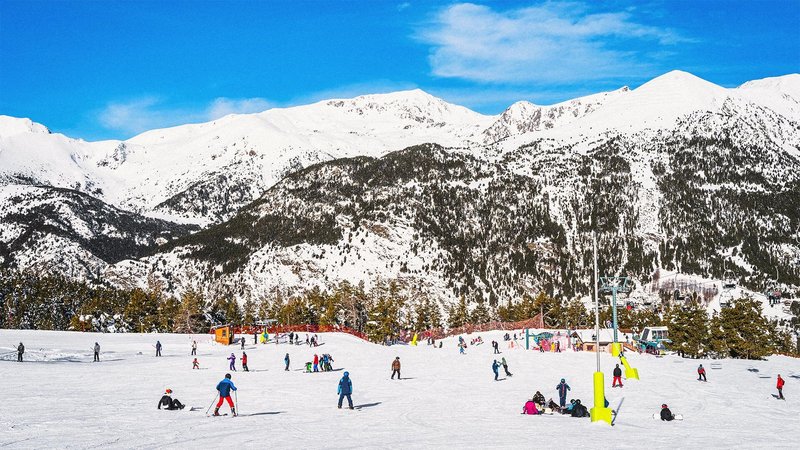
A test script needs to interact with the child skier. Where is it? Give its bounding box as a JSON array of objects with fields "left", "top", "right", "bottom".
[
  {"left": 285, "top": 353, "right": 290, "bottom": 371},
  {"left": 305, "top": 361, "right": 313, "bottom": 373},
  {"left": 337, "top": 371, "right": 354, "bottom": 409},
  {"left": 697, "top": 364, "right": 707, "bottom": 382},
  {"left": 214, "top": 374, "right": 237, "bottom": 416},
  {"left": 556, "top": 379, "right": 571, "bottom": 407},
  {"left": 492, "top": 360, "right": 500, "bottom": 381},
  {"left": 241, "top": 352, "right": 249, "bottom": 372},
  {"left": 193, "top": 358, "right": 200, "bottom": 369},
  {"left": 158, "top": 389, "right": 185, "bottom": 410},
  {"left": 228, "top": 353, "right": 236, "bottom": 371},
  {"left": 313, "top": 354, "right": 319, "bottom": 372},
  {"left": 777, "top": 374, "right": 785, "bottom": 399},
  {"left": 500, "top": 357, "right": 512, "bottom": 377},
  {"left": 613, "top": 364, "right": 623, "bottom": 387},
  {"left": 391, "top": 357, "right": 401, "bottom": 380}
]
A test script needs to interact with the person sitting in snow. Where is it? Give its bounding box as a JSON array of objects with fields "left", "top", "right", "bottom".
[
  {"left": 522, "top": 398, "right": 540, "bottom": 415},
  {"left": 660, "top": 404, "right": 675, "bottom": 421},
  {"left": 570, "top": 399, "right": 588, "bottom": 418},
  {"left": 532, "top": 391, "right": 546, "bottom": 408},
  {"left": 158, "top": 389, "right": 185, "bottom": 410}
]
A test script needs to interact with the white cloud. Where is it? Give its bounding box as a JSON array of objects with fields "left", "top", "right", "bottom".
[
  {"left": 97, "top": 96, "right": 272, "bottom": 137},
  {"left": 418, "top": 2, "right": 687, "bottom": 84}
]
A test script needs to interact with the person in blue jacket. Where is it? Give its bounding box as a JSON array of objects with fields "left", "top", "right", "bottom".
[
  {"left": 155, "top": 340, "right": 162, "bottom": 357},
  {"left": 556, "top": 378, "right": 571, "bottom": 408},
  {"left": 214, "top": 373, "right": 237, "bottom": 416},
  {"left": 284, "top": 353, "right": 290, "bottom": 371},
  {"left": 492, "top": 360, "right": 500, "bottom": 381},
  {"left": 338, "top": 371, "right": 354, "bottom": 409}
]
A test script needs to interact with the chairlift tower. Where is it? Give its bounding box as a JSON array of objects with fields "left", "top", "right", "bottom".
[{"left": 600, "top": 276, "right": 632, "bottom": 345}]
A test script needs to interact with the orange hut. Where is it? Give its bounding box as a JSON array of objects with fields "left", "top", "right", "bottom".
[{"left": 212, "top": 324, "right": 234, "bottom": 345}]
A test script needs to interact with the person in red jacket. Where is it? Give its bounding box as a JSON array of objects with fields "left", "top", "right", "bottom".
[
  {"left": 777, "top": 374, "right": 785, "bottom": 400},
  {"left": 697, "top": 364, "right": 707, "bottom": 382},
  {"left": 241, "top": 352, "right": 249, "bottom": 372},
  {"left": 313, "top": 354, "right": 320, "bottom": 372}
]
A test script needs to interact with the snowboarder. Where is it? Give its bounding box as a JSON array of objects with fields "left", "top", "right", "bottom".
[
  {"left": 777, "top": 374, "right": 785, "bottom": 400},
  {"left": 556, "top": 378, "right": 571, "bottom": 407},
  {"left": 612, "top": 364, "right": 623, "bottom": 387},
  {"left": 570, "top": 399, "right": 588, "bottom": 418},
  {"left": 492, "top": 360, "right": 500, "bottom": 381},
  {"left": 214, "top": 374, "right": 237, "bottom": 416},
  {"left": 289, "top": 332, "right": 294, "bottom": 344},
  {"left": 660, "top": 404, "right": 675, "bottom": 421},
  {"left": 158, "top": 389, "right": 185, "bottom": 410},
  {"left": 284, "top": 353, "right": 290, "bottom": 371},
  {"left": 313, "top": 354, "right": 319, "bottom": 372},
  {"left": 17, "top": 342, "right": 24, "bottom": 362},
  {"left": 492, "top": 340, "right": 500, "bottom": 354},
  {"left": 228, "top": 353, "right": 236, "bottom": 371},
  {"left": 241, "top": 352, "right": 249, "bottom": 372},
  {"left": 522, "top": 398, "right": 539, "bottom": 415},
  {"left": 191, "top": 340, "right": 197, "bottom": 356},
  {"left": 337, "top": 371, "right": 353, "bottom": 409},
  {"left": 697, "top": 364, "right": 707, "bottom": 382},
  {"left": 501, "top": 357, "right": 512, "bottom": 377},
  {"left": 193, "top": 358, "right": 200, "bottom": 369},
  {"left": 93, "top": 342, "right": 100, "bottom": 362},
  {"left": 155, "top": 340, "right": 162, "bottom": 357},
  {"left": 391, "top": 357, "right": 401, "bottom": 380}
]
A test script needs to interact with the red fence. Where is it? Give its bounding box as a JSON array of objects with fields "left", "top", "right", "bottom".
[
  {"left": 416, "top": 314, "right": 545, "bottom": 341},
  {"left": 228, "top": 324, "right": 370, "bottom": 342}
]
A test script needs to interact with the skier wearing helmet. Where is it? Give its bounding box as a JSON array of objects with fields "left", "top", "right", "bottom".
[
  {"left": 158, "top": 389, "right": 185, "bottom": 410},
  {"left": 660, "top": 404, "right": 674, "bottom": 421},
  {"left": 337, "top": 371, "right": 354, "bottom": 409}
]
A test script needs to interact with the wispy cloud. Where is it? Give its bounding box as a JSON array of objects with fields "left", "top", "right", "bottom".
[
  {"left": 97, "top": 96, "right": 272, "bottom": 137},
  {"left": 418, "top": 2, "right": 688, "bottom": 84}
]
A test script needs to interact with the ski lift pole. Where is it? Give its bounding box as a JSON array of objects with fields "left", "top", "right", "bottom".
[{"left": 590, "top": 230, "right": 612, "bottom": 425}]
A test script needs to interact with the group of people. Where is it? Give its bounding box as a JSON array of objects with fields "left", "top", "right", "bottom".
[
  {"left": 491, "top": 358, "right": 513, "bottom": 380},
  {"left": 306, "top": 353, "right": 334, "bottom": 372},
  {"left": 521, "top": 387, "right": 589, "bottom": 418},
  {"left": 227, "top": 352, "right": 249, "bottom": 371}
]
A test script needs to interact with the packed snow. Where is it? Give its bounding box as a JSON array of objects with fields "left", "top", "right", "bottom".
[{"left": 1, "top": 330, "right": 798, "bottom": 448}]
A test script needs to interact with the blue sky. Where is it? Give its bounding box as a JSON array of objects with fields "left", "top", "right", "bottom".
[{"left": 1, "top": 0, "right": 798, "bottom": 140}]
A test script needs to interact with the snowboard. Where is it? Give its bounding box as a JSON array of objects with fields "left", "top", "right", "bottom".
[{"left": 652, "top": 413, "right": 683, "bottom": 421}]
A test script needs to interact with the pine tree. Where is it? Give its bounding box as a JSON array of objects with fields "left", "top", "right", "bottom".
[
  {"left": 666, "top": 303, "right": 708, "bottom": 358},
  {"left": 708, "top": 298, "right": 774, "bottom": 359},
  {"left": 447, "top": 296, "right": 470, "bottom": 328},
  {"left": 175, "top": 289, "right": 207, "bottom": 333},
  {"left": 470, "top": 300, "right": 492, "bottom": 325}
]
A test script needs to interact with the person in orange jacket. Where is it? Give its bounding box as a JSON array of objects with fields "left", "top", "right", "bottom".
[{"left": 777, "top": 374, "right": 785, "bottom": 400}]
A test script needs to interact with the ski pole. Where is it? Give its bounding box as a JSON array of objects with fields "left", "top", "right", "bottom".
[
  {"left": 234, "top": 391, "right": 239, "bottom": 415},
  {"left": 206, "top": 394, "right": 218, "bottom": 415}
]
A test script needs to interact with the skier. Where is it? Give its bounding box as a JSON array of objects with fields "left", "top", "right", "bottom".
[
  {"left": 324, "top": 354, "right": 334, "bottom": 371},
  {"left": 697, "top": 364, "right": 707, "bottom": 382},
  {"left": 313, "top": 354, "right": 319, "bottom": 372},
  {"left": 556, "top": 378, "right": 571, "bottom": 407},
  {"left": 612, "top": 363, "right": 623, "bottom": 387},
  {"left": 305, "top": 334, "right": 310, "bottom": 346},
  {"left": 660, "top": 403, "right": 675, "bottom": 421},
  {"left": 337, "top": 371, "right": 354, "bottom": 409},
  {"left": 492, "top": 360, "right": 500, "bottom": 381},
  {"left": 289, "top": 332, "right": 294, "bottom": 345},
  {"left": 191, "top": 340, "right": 197, "bottom": 356},
  {"left": 241, "top": 337, "right": 245, "bottom": 350},
  {"left": 228, "top": 353, "right": 237, "bottom": 371},
  {"left": 158, "top": 389, "right": 185, "bottom": 410},
  {"left": 322, "top": 353, "right": 330, "bottom": 372},
  {"left": 241, "top": 352, "right": 249, "bottom": 372},
  {"left": 214, "top": 374, "right": 237, "bottom": 416},
  {"left": 500, "top": 357, "right": 512, "bottom": 377},
  {"left": 284, "top": 353, "right": 290, "bottom": 371},
  {"left": 17, "top": 342, "right": 24, "bottom": 362},
  {"left": 93, "top": 342, "right": 100, "bottom": 362},
  {"left": 155, "top": 340, "right": 162, "bottom": 357},
  {"left": 777, "top": 374, "right": 785, "bottom": 400},
  {"left": 391, "top": 357, "right": 401, "bottom": 380},
  {"left": 193, "top": 358, "right": 200, "bottom": 369},
  {"left": 493, "top": 340, "right": 500, "bottom": 354}
]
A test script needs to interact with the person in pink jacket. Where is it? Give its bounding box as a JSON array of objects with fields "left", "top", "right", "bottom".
[{"left": 522, "top": 398, "right": 540, "bottom": 415}]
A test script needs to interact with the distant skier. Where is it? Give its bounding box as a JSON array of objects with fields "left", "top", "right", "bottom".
[
  {"left": 313, "top": 354, "right": 319, "bottom": 372},
  {"left": 285, "top": 353, "right": 290, "bottom": 371},
  {"left": 241, "top": 338, "right": 245, "bottom": 350},
  {"left": 777, "top": 374, "right": 785, "bottom": 400},
  {"left": 214, "top": 374, "right": 237, "bottom": 416},
  {"left": 193, "top": 358, "right": 200, "bottom": 369},
  {"left": 17, "top": 342, "right": 24, "bottom": 362},
  {"left": 155, "top": 341, "right": 162, "bottom": 357},
  {"left": 228, "top": 353, "right": 236, "bottom": 371},
  {"left": 305, "top": 334, "right": 310, "bottom": 346},
  {"left": 492, "top": 341, "right": 500, "bottom": 354},
  {"left": 501, "top": 357, "right": 513, "bottom": 376},
  {"left": 337, "top": 371, "right": 354, "bottom": 409},
  {"left": 660, "top": 404, "right": 675, "bottom": 421},
  {"left": 391, "top": 357, "right": 401, "bottom": 380},
  {"left": 492, "top": 360, "right": 500, "bottom": 381},
  {"left": 459, "top": 344, "right": 465, "bottom": 355},
  {"left": 191, "top": 340, "right": 197, "bottom": 356},
  {"left": 289, "top": 332, "right": 295, "bottom": 344},
  {"left": 158, "top": 389, "right": 185, "bottom": 410},
  {"left": 612, "top": 364, "right": 623, "bottom": 387},
  {"left": 697, "top": 364, "right": 707, "bottom": 382},
  {"left": 556, "top": 379, "right": 571, "bottom": 407},
  {"left": 241, "top": 352, "right": 249, "bottom": 372},
  {"left": 93, "top": 342, "right": 100, "bottom": 362}
]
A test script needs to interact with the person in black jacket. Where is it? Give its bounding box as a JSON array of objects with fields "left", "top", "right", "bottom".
[
  {"left": 17, "top": 342, "right": 24, "bottom": 362},
  {"left": 532, "top": 391, "right": 546, "bottom": 407},
  {"left": 660, "top": 404, "right": 674, "bottom": 421},
  {"left": 570, "top": 399, "right": 588, "bottom": 417},
  {"left": 612, "top": 363, "right": 623, "bottom": 387},
  {"left": 158, "top": 389, "right": 185, "bottom": 410}
]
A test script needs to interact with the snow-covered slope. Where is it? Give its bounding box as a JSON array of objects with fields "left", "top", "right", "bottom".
[{"left": 1, "top": 329, "right": 798, "bottom": 448}]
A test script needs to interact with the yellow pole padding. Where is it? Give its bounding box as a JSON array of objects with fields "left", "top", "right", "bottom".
[
  {"left": 620, "top": 355, "right": 640, "bottom": 380},
  {"left": 590, "top": 371, "right": 613, "bottom": 425}
]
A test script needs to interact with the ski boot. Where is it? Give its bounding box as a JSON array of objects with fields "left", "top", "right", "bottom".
[
  {"left": 213, "top": 407, "right": 220, "bottom": 416},
  {"left": 231, "top": 408, "right": 237, "bottom": 417}
]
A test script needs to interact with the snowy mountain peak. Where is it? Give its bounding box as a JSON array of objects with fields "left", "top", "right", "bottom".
[
  {"left": 634, "top": 70, "right": 727, "bottom": 97},
  {"left": 0, "top": 116, "right": 51, "bottom": 138}
]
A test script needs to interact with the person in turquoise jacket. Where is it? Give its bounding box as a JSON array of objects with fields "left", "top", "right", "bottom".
[{"left": 337, "top": 371, "right": 353, "bottom": 409}]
